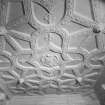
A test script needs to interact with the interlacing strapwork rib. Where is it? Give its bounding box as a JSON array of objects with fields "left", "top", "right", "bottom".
[{"left": 0, "top": 0, "right": 105, "bottom": 104}]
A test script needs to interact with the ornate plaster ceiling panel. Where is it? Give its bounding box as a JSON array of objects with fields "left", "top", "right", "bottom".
[{"left": 0, "top": 0, "right": 105, "bottom": 105}]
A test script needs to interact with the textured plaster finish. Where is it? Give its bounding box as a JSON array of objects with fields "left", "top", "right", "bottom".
[{"left": 0, "top": 0, "right": 105, "bottom": 105}]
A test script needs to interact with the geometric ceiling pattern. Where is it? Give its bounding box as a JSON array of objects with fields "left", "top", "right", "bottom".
[{"left": 0, "top": 0, "right": 105, "bottom": 105}]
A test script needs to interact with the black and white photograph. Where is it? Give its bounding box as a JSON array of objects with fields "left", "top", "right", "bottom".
[{"left": 0, "top": 0, "right": 105, "bottom": 105}]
